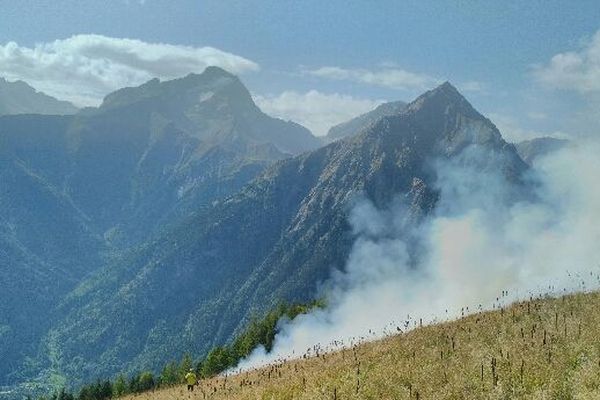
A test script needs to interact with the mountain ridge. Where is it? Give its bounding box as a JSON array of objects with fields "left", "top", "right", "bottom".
[
  {"left": 96, "top": 67, "right": 320, "bottom": 156},
  {"left": 0, "top": 78, "right": 78, "bottom": 116},
  {"left": 36, "top": 81, "right": 529, "bottom": 394},
  {"left": 325, "top": 99, "right": 407, "bottom": 143}
]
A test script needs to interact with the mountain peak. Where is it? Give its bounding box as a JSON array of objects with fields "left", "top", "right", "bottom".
[
  {"left": 96, "top": 68, "right": 319, "bottom": 155},
  {"left": 99, "top": 66, "right": 247, "bottom": 111},
  {"left": 355, "top": 81, "right": 515, "bottom": 160},
  {"left": 407, "top": 81, "right": 472, "bottom": 114},
  {"left": 201, "top": 66, "right": 236, "bottom": 79},
  {"left": 431, "top": 81, "right": 466, "bottom": 102},
  {"left": 175, "top": 66, "right": 237, "bottom": 87},
  {"left": 436, "top": 80, "right": 459, "bottom": 93}
]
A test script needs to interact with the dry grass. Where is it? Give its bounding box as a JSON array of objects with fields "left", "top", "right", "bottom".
[{"left": 126, "top": 291, "right": 600, "bottom": 399}]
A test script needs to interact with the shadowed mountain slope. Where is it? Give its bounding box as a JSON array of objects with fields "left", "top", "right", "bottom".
[
  {"left": 0, "top": 67, "right": 320, "bottom": 395},
  {"left": 45, "top": 82, "right": 528, "bottom": 388}
]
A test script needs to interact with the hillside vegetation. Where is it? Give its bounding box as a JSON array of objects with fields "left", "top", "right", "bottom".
[{"left": 127, "top": 291, "right": 600, "bottom": 399}]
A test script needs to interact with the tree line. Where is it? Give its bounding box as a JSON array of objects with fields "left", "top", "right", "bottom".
[{"left": 35, "top": 301, "right": 321, "bottom": 400}]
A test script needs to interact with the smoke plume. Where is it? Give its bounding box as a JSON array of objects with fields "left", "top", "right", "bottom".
[{"left": 236, "top": 138, "right": 600, "bottom": 370}]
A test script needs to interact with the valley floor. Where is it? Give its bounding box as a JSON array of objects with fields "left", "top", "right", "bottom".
[{"left": 126, "top": 291, "right": 600, "bottom": 399}]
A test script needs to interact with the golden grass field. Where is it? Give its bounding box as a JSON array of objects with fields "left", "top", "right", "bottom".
[{"left": 126, "top": 291, "right": 600, "bottom": 399}]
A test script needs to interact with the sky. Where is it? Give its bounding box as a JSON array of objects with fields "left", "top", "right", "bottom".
[{"left": 0, "top": 0, "right": 599, "bottom": 139}]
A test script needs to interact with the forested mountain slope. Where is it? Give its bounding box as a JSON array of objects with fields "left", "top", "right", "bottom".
[
  {"left": 0, "top": 67, "right": 320, "bottom": 397},
  {"left": 44, "top": 82, "right": 527, "bottom": 389}
]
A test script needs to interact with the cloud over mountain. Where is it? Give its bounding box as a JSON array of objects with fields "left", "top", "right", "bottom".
[
  {"left": 254, "top": 90, "right": 382, "bottom": 136},
  {"left": 0, "top": 34, "right": 259, "bottom": 106}
]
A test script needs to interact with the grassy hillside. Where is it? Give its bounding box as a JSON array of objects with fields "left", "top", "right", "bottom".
[{"left": 126, "top": 291, "right": 600, "bottom": 399}]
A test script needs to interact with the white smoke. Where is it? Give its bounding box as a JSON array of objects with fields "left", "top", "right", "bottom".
[{"left": 235, "top": 138, "right": 600, "bottom": 370}]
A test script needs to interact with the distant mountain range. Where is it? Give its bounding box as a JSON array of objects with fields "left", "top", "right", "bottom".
[
  {"left": 0, "top": 78, "right": 78, "bottom": 116},
  {"left": 515, "top": 136, "right": 569, "bottom": 165},
  {"left": 1, "top": 71, "right": 535, "bottom": 398}
]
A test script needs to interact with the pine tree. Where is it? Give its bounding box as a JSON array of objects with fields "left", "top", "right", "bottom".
[
  {"left": 201, "top": 346, "right": 233, "bottom": 377},
  {"left": 128, "top": 374, "right": 140, "bottom": 394},
  {"left": 138, "top": 371, "right": 155, "bottom": 391},
  {"left": 159, "top": 361, "right": 179, "bottom": 386},
  {"left": 100, "top": 379, "right": 112, "bottom": 399},
  {"left": 113, "top": 374, "right": 128, "bottom": 397},
  {"left": 57, "top": 388, "right": 74, "bottom": 400},
  {"left": 78, "top": 385, "right": 91, "bottom": 400}
]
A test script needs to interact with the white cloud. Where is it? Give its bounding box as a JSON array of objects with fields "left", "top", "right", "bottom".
[
  {"left": 305, "top": 66, "right": 439, "bottom": 91},
  {"left": 0, "top": 34, "right": 259, "bottom": 106},
  {"left": 534, "top": 30, "right": 600, "bottom": 92},
  {"left": 254, "top": 90, "right": 383, "bottom": 136}
]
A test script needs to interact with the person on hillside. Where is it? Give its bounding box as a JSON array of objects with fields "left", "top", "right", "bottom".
[{"left": 185, "top": 369, "right": 197, "bottom": 392}]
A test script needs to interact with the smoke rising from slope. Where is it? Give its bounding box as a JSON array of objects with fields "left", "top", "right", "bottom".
[{"left": 236, "top": 139, "right": 600, "bottom": 370}]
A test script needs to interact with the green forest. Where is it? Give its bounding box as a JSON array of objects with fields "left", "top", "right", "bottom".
[{"left": 35, "top": 302, "right": 320, "bottom": 400}]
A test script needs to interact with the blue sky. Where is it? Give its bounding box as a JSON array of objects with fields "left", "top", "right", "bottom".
[{"left": 1, "top": 0, "right": 599, "bottom": 139}]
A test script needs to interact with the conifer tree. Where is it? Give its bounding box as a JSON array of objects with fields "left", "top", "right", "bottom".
[
  {"left": 159, "top": 361, "right": 179, "bottom": 386},
  {"left": 138, "top": 371, "right": 155, "bottom": 391},
  {"left": 113, "top": 374, "right": 127, "bottom": 397}
]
